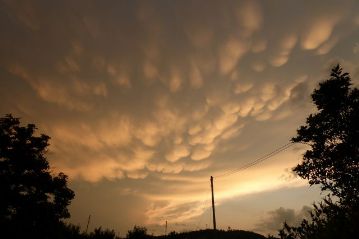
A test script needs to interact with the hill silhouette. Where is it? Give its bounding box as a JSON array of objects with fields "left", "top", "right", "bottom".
[{"left": 155, "top": 229, "right": 266, "bottom": 239}]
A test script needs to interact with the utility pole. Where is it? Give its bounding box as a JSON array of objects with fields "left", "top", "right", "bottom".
[
  {"left": 210, "top": 176, "right": 217, "bottom": 230},
  {"left": 85, "top": 214, "right": 91, "bottom": 233},
  {"left": 165, "top": 220, "right": 168, "bottom": 236}
]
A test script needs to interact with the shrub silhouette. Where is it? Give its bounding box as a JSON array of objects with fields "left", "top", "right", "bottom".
[
  {"left": 89, "top": 227, "right": 120, "bottom": 239},
  {"left": 127, "top": 225, "right": 149, "bottom": 239}
]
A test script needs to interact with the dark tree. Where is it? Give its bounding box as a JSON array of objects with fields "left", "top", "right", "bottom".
[
  {"left": 126, "top": 226, "right": 149, "bottom": 239},
  {"left": 88, "top": 227, "right": 120, "bottom": 239},
  {"left": 0, "top": 114, "right": 75, "bottom": 238},
  {"left": 279, "top": 65, "right": 359, "bottom": 239},
  {"left": 292, "top": 65, "right": 359, "bottom": 202},
  {"left": 279, "top": 197, "right": 359, "bottom": 239}
]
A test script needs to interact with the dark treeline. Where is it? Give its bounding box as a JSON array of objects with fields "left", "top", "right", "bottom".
[
  {"left": 56, "top": 226, "right": 267, "bottom": 239},
  {"left": 159, "top": 229, "right": 266, "bottom": 239}
]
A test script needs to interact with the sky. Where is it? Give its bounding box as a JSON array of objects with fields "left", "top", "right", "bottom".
[{"left": 1, "top": 0, "right": 359, "bottom": 236}]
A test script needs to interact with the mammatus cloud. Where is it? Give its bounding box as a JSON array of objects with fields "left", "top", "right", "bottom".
[
  {"left": 219, "top": 37, "right": 248, "bottom": 75},
  {"left": 301, "top": 17, "right": 339, "bottom": 50},
  {"left": 354, "top": 43, "right": 359, "bottom": 54},
  {"left": 1, "top": 0, "right": 358, "bottom": 234}
]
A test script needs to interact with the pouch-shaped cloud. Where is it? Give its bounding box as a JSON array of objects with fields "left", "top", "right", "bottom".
[
  {"left": 301, "top": 18, "right": 339, "bottom": 50},
  {"left": 143, "top": 61, "right": 159, "bottom": 81},
  {"left": 169, "top": 68, "right": 182, "bottom": 92},
  {"left": 189, "top": 62, "right": 204, "bottom": 89},
  {"left": 219, "top": 37, "right": 248, "bottom": 75},
  {"left": 252, "top": 39, "right": 267, "bottom": 53},
  {"left": 60, "top": 156, "right": 124, "bottom": 183},
  {"left": 191, "top": 144, "right": 214, "bottom": 161},
  {"left": 235, "top": 0, "right": 263, "bottom": 37},
  {"left": 270, "top": 34, "right": 297, "bottom": 67},
  {"left": 186, "top": 27, "right": 214, "bottom": 48},
  {"left": 9, "top": 65, "right": 96, "bottom": 111},
  {"left": 107, "top": 64, "right": 132, "bottom": 88},
  {"left": 234, "top": 82, "right": 253, "bottom": 94},
  {"left": 166, "top": 145, "right": 190, "bottom": 162}
]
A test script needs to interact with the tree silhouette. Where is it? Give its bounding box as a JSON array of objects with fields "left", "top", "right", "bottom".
[
  {"left": 279, "top": 65, "right": 359, "bottom": 238},
  {"left": 292, "top": 64, "right": 359, "bottom": 202},
  {"left": 0, "top": 114, "right": 75, "bottom": 238},
  {"left": 126, "top": 226, "right": 149, "bottom": 239},
  {"left": 89, "top": 227, "right": 120, "bottom": 239}
]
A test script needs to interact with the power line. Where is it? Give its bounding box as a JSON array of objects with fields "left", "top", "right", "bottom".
[
  {"left": 215, "top": 142, "right": 295, "bottom": 178},
  {"left": 216, "top": 142, "right": 294, "bottom": 178}
]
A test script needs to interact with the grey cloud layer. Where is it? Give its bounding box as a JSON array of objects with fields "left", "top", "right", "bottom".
[{"left": 256, "top": 206, "right": 312, "bottom": 235}]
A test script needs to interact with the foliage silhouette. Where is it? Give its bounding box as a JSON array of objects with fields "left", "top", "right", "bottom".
[
  {"left": 279, "top": 65, "right": 359, "bottom": 239},
  {"left": 291, "top": 64, "right": 359, "bottom": 202},
  {"left": 0, "top": 114, "right": 75, "bottom": 238},
  {"left": 279, "top": 197, "right": 359, "bottom": 239},
  {"left": 89, "top": 227, "right": 120, "bottom": 239},
  {"left": 127, "top": 225, "right": 149, "bottom": 239},
  {"left": 157, "top": 229, "right": 266, "bottom": 239}
]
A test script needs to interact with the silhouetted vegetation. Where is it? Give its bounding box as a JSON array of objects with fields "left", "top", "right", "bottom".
[
  {"left": 0, "top": 114, "right": 75, "bottom": 238},
  {"left": 278, "top": 65, "right": 359, "bottom": 238},
  {"left": 127, "top": 226, "right": 149, "bottom": 239},
  {"left": 160, "top": 229, "right": 266, "bottom": 239},
  {"left": 125, "top": 228, "right": 266, "bottom": 239},
  {"left": 89, "top": 227, "right": 120, "bottom": 239}
]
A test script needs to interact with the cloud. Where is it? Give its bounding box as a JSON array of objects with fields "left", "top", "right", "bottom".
[
  {"left": 61, "top": 156, "right": 124, "bottom": 183},
  {"left": 8, "top": 65, "right": 94, "bottom": 111},
  {"left": 270, "top": 34, "right": 297, "bottom": 67},
  {"left": 316, "top": 37, "right": 338, "bottom": 55},
  {"left": 145, "top": 201, "right": 209, "bottom": 225},
  {"left": 219, "top": 37, "right": 248, "bottom": 75},
  {"left": 168, "top": 68, "right": 182, "bottom": 92},
  {"left": 53, "top": 145, "right": 154, "bottom": 182},
  {"left": 50, "top": 114, "right": 133, "bottom": 150},
  {"left": 166, "top": 145, "right": 190, "bottom": 162},
  {"left": 252, "top": 62, "right": 266, "bottom": 72},
  {"left": 189, "top": 62, "right": 204, "bottom": 89},
  {"left": 185, "top": 27, "right": 214, "bottom": 49},
  {"left": 301, "top": 18, "right": 339, "bottom": 50},
  {"left": 191, "top": 144, "right": 214, "bottom": 161},
  {"left": 3, "top": 0, "right": 40, "bottom": 31},
  {"left": 107, "top": 64, "right": 132, "bottom": 88},
  {"left": 252, "top": 39, "right": 267, "bottom": 53},
  {"left": 234, "top": 82, "right": 253, "bottom": 94},
  {"left": 354, "top": 43, "right": 359, "bottom": 54},
  {"left": 256, "top": 206, "right": 312, "bottom": 235},
  {"left": 143, "top": 61, "right": 159, "bottom": 81},
  {"left": 235, "top": 0, "right": 263, "bottom": 37}
]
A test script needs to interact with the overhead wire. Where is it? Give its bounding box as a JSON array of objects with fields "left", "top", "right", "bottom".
[{"left": 215, "top": 141, "right": 295, "bottom": 178}]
